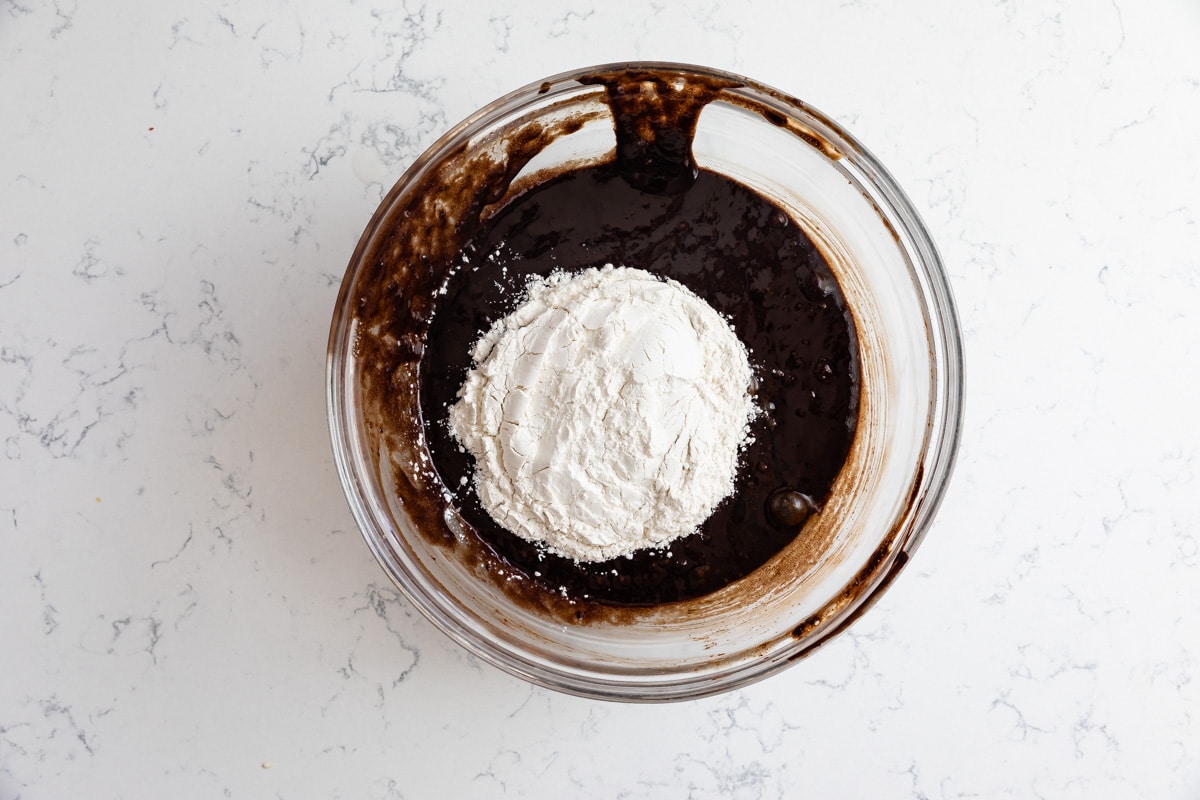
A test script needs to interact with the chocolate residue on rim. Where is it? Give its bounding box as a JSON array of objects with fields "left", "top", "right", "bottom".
[
  {"left": 578, "top": 68, "right": 739, "bottom": 194},
  {"left": 349, "top": 67, "right": 862, "bottom": 623}
]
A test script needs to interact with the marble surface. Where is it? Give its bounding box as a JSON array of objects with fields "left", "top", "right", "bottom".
[{"left": 3, "top": 0, "right": 1199, "bottom": 797}]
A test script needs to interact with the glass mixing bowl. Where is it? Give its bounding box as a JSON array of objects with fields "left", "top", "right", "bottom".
[{"left": 327, "top": 62, "right": 963, "bottom": 701}]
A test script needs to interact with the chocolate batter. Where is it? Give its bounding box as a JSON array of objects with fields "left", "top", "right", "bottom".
[
  {"left": 421, "top": 160, "right": 857, "bottom": 606},
  {"left": 356, "top": 68, "right": 860, "bottom": 610}
]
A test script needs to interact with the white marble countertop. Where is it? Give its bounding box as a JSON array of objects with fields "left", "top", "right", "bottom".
[{"left": 3, "top": 0, "right": 1199, "bottom": 797}]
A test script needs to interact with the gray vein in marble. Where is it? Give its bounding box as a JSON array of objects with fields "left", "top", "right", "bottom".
[
  {"left": 31, "top": 570, "right": 58, "bottom": 636},
  {"left": 898, "top": 761, "right": 932, "bottom": 800},
  {"left": 1072, "top": 704, "right": 1120, "bottom": 759},
  {"left": 675, "top": 750, "right": 774, "bottom": 800},
  {"left": 48, "top": 0, "right": 74, "bottom": 38},
  {"left": 168, "top": 18, "right": 198, "bottom": 49},
  {"left": 990, "top": 691, "right": 1051, "bottom": 742},
  {"left": 4, "top": 0, "right": 34, "bottom": 18},
  {"left": 41, "top": 696, "right": 94, "bottom": 759},
  {"left": 150, "top": 524, "right": 195, "bottom": 568},
  {"left": 548, "top": 9, "right": 594, "bottom": 38},
  {"left": 331, "top": 2, "right": 445, "bottom": 103},
  {"left": 215, "top": 12, "right": 238, "bottom": 37},
  {"left": 489, "top": 14, "right": 512, "bottom": 52},
  {"left": 302, "top": 115, "right": 353, "bottom": 181}
]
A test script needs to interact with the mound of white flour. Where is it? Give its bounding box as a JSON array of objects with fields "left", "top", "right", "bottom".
[{"left": 449, "top": 265, "right": 754, "bottom": 562}]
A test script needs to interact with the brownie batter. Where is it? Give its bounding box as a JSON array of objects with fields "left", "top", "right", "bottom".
[{"left": 420, "top": 157, "right": 858, "bottom": 606}]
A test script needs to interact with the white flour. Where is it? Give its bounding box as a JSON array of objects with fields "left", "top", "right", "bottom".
[{"left": 449, "top": 265, "right": 755, "bottom": 562}]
